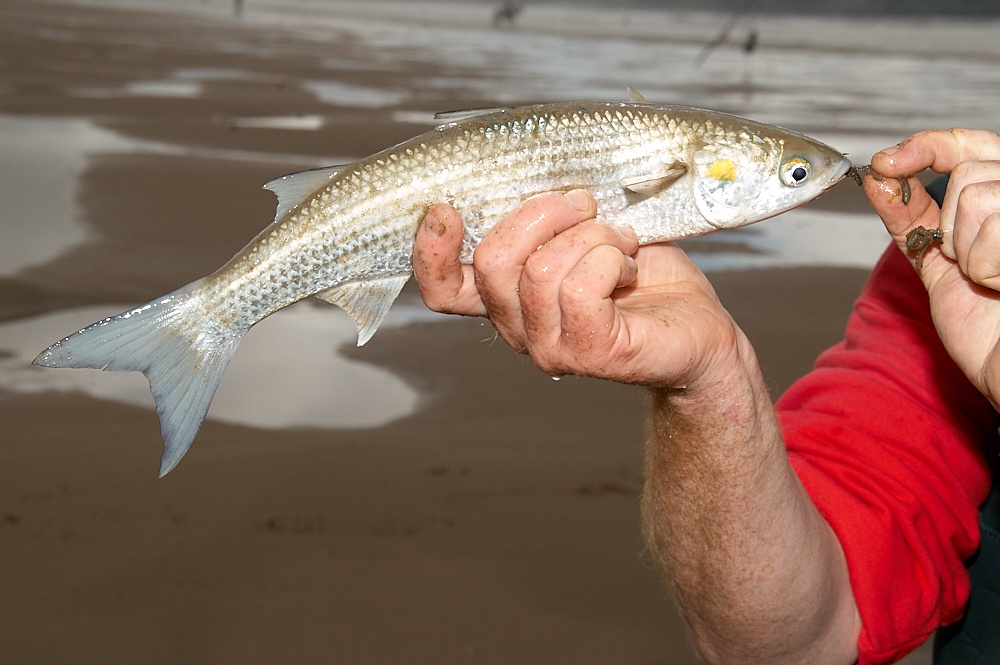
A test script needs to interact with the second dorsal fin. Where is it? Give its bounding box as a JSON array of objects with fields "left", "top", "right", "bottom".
[
  {"left": 626, "top": 87, "right": 648, "bottom": 103},
  {"left": 263, "top": 165, "right": 344, "bottom": 222}
]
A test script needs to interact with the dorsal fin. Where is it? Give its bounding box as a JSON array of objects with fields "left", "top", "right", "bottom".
[
  {"left": 621, "top": 163, "right": 688, "bottom": 197},
  {"left": 263, "top": 165, "right": 344, "bottom": 222},
  {"left": 626, "top": 87, "right": 648, "bottom": 103},
  {"left": 433, "top": 107, "right": 512, "bottom": 122}
]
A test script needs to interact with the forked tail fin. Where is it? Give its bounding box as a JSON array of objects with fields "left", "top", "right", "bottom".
[{"left": 33, "top": 283, "right": 244, "bottom": 477}]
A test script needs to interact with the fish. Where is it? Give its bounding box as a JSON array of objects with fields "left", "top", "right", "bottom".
[{"left": 34, "top": 97, "right": 852, "bottom": 476}]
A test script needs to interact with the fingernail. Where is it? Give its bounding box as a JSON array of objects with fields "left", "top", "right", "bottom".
[
  {"left": 620, "top": 256, "right": 639, "bottom": 287},
  {"left": 876, "top": 144, "right": 901, "bottom": 167},
  {"left": 564, "top": 189, "right": 594, "bottom": 213}
]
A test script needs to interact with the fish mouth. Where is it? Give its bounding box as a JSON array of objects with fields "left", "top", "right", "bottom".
[{"left": 833, "top": 154, "right": 854, "bottom": 183}]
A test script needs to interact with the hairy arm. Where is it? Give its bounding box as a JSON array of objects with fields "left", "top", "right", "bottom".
[
  {"left": 642, "top": 355, "right": 859, "bottom": 664},
  {"left": 414, "top": 190, "right": 860, "bottom": 664}
]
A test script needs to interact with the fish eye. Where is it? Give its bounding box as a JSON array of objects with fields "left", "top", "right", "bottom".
[{"left": 779, "top": 158, "right": 812, "bottom": 187}]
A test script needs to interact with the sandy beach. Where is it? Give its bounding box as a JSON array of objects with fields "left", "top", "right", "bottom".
[{"left": 5, "top": 0, "right": 1000, "bottom": 661}]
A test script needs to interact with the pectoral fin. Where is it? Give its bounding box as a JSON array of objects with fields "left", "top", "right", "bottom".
[
  {"left": 315, "top": 274, "right": 411, "bottom": 346},
  {"left": 621, "top": 163, "right": 687, "bottom": 197},
  {"left": 263, "top": 165, "right": 344, "bottom": 222}
]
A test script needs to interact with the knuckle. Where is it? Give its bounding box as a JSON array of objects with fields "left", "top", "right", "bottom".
[
  {"left": 967, "top": 257, "right": 1000, "bottom": 287},
  {"left": 558, "top": 277, "right": 591, "bottom": 307},
  {"left": 471, "top": 246, "right": 503, "bottom": 276},
  {"left": 952, "top": 159, "right": 977, "bottom": 181},
  {"left": 968, "top": 260, "right": 989, "bottom": 284},
  {"left": 521, "top": 252, "right": 559, "bottom": 287},
  {"left": 417, "top": 288, "right": 452, "bottom": 313},
  {"left": 957, "top": 181, "right": 987, "bottom": 215},
  {"left": 527, "top": 347, "right": 564, "bottom": 376},
  {"left": 489, "top": 315, "right": 527, "bottom": 350}
]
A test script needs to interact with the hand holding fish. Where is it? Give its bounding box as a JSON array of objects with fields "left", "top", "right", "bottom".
[
  {"left": 865, "top": 129, "right": 1000, "bottom": 408},
  {"left": 415, "top": 190, "right": 742, "bottom": 388},
  {"left": 415, "top": 190, "right": 862, "bottom": 664}
]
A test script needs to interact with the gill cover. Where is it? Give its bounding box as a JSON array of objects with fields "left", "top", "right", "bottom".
[{"left": 692, "top": 141, "right": 774, "bottom": 229}]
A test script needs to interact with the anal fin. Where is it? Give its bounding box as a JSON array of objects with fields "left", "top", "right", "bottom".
[{"left": 315, "top": 274, "right": 410, "bottom": 346}]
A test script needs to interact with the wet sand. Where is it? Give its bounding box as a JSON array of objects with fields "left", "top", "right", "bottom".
[{"left": 0, "top": 0, "right": 935, "bottom": 662}]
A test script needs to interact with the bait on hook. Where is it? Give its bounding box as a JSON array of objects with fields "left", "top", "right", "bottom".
[{"left": 848, "top": 164, "right": 911, "bottom": 204}]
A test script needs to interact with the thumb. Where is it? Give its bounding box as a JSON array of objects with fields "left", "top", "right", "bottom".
[
  {"left": 872, "top": 129, "right": 1000, "bottom": 178},
  {"left": 869, "top": 129, "right": 1000, "bottom": 264}
]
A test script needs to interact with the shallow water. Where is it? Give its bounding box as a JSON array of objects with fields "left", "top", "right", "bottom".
[{"left": 0, "top": 117, "right": 121, "bottom": 275}]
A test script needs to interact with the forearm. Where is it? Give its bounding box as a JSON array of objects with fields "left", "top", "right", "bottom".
[{"left": 640, "top": 333, "right": 860, "bottom": 664}]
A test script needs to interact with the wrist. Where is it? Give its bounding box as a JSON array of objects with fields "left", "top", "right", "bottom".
[{"left": 646, "top": 327, "right": 770, "bottom": 428}]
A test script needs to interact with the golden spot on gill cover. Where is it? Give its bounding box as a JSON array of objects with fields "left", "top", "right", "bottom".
[{"left": 707, "top": 159, "right": 737, "bottom": 182}]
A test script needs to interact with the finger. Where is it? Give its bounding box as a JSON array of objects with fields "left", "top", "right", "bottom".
[
  {"left": 559, "top": 243, "right": 637, "bottom": 345},
  {"left": 983, "top": 345, "right": 1000, "bottom": 413},
  {"left": 872, "top": 129, "right": 1000, "bottom": 178},
  {"left": 963, "top": 208, "right": 1000, "bottom": 293},
  {"left": 863, "top": 169, "right": 940, "bottom": 248},
  {"left": 518, "top": 221, "right": 639, "bottom": 348},
  {"left": 863, "top": 173, "right": 963, "bottom": 290},
  {"left": 472, "top": 189, "right": 598, "bottom": 343},
  {"left": 615, "top": 242, "right": 713, "bottom": 302},
  {"left": 524, "top": 244, "right": 638, "bottom": 378},
  {"left": 940, "top": 161, "right": 1000, "bottom": 260},
  {"left": 413, "top": 203, "right": 486, "bottom": 316}
]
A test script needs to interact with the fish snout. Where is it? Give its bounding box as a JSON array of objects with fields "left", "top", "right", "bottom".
[{"left": 831, "top": 154, "right": 854, "bottom": 185}]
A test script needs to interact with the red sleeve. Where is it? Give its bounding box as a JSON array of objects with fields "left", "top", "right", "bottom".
[{"left": 776, "top": 246, "right": 996, "bottom": 664}]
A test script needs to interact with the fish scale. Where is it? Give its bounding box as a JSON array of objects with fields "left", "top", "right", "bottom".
[{"left": 34, "top": 100, "right": 852, "bottom": 476}]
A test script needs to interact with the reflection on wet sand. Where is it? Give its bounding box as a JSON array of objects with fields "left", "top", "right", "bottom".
[
  {"left": 1, "top": 300, "right": 440, "bottom": 430},
  {"left": 0, "top": 117, "right": 121, "bottom": 275}
]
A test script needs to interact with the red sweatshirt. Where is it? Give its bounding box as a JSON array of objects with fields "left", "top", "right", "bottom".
[{"left": 776, "top": 246, "right": 997, "bottom": 664}]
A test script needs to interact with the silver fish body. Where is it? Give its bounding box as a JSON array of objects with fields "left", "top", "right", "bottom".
[{"left": 35, "top": 101, "right": 851, "bottom": 475}]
